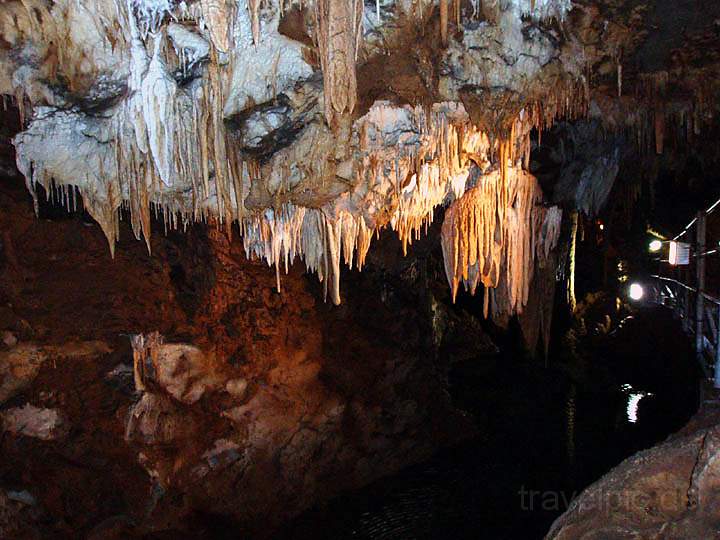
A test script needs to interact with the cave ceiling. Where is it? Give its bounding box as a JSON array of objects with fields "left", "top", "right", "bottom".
[{"left": 1, "top": 0, "right": 718, "bottom": 313}]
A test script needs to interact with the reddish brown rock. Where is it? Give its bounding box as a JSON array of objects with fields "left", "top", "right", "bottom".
[
  {"left": 0, "top": 175, "right": 473, "bottom": 538},
  {"left": 547, "top": 407, "right": 720, "bottom": 539}
]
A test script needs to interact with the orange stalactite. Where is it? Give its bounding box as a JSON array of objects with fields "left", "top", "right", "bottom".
[
  {"left": 440, "top": 0, "right": 449, "bottom": 46},
  {"left": 441, "top": 166, "right": 561, "bottom": 318}
]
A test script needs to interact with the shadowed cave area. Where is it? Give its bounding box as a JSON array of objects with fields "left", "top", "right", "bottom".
[{"left": 1, "top": 1, "right": 720, "bottom": 539}]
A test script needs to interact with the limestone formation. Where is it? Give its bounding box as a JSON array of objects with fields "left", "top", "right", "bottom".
[{"left": 1, "top": 0, "right": 586, "bottom": 317}]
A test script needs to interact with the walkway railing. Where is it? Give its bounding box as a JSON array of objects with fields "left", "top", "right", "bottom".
[
  {"left": 654, "top": 275, "right": 720, "bottom": 385},
  {"left": 653, "top": 196, "right": 720, "bottom": 389}
]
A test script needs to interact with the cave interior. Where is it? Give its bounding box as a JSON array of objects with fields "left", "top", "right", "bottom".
[{"left": 1, "top": 0, "right": 720, "bottom": 538}]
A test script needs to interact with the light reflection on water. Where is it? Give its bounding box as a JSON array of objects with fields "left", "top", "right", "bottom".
[{"left": 621, "top": 383, "right": 653, "bottom": 424}]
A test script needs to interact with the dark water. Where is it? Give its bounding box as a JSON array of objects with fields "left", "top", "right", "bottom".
[{"left": 278, "top": 307, "right": 699, "bottom": 540}]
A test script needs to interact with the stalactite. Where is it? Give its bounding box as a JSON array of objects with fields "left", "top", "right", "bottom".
[
  {"left": 129, "top": 0, "right": 174, "bottom": 37},
  {"left": 519, "top": 244, "right": 557, "bottom": 359},
  {"left": 353, "top": 102, "right": 494, "bottom": 260},
  {"left": 440, "top": 0, "right": 449, "bottom": 46},
  {"left": 248, "top": 0, "right": 261, "bottom": 46},
  {"left": 200, "top": 0, "right": 233, "bottom": 52},
  {"left": 14, "top": 88, "right": 26, "bottom": 128},
  {"left": 314, "top": 0, "right": 363, "bottom": 128},
  {"left": 566, "top": 210, "right": 578, "bottom": 313},
  {"left": 17, "top": 84, "right": 567, "bottom": 309},
  {"left": 538, "top": 206, "right": 562, "bottom": 260},
  {"left": 15, "top": 2, "right": 574, "bottom": 314},
  {"left": 240, "top": 204, "right": 369, "bottom": 305},
  {"left": 10, "top": 0, "right": 719, "bottom": 333},
  {"left": 654, "top": 108, "right": 665, "bottom": 155},
  {"left": 440, "top": 166, "right": 561, "bottom": 318},
  {"left": 142, "top": 34, "right": 177, "bottom": 186},
  {"left": 207, "top": 47, "right": 233, "bottom": 227}
]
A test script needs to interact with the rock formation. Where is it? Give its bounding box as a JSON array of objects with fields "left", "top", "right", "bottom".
[
  {"left": 0, "top": 183, "right": 477, "bottom": 536},
  {"left": 4, "top": 0, "right": 718, "bottom": 316},
  {"left": 547, "top": 408, "right": 720, "bottom": 540},
  {"left": 0, "top": 0, "right": 594, "bottom": 316}
]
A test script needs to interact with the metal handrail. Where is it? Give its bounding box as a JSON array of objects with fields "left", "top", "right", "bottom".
[
  {"left": 655, "top": 206, "right": 720, "bottom": 389},
  {"left": 674, "top": 217, "right": 698, "bottom": 240},
  {"left": 652, "top": 273, "right": 720, "bottom": 383},
  {"left": 652, "top": 275, "right": 696, "bottom": 292},
  {"left": 652, "top": 275, "right": 720, "bottom": 306}
]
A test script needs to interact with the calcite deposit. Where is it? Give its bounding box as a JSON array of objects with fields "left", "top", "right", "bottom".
[{"left": 1, "top": 0, "right": 590, "bottom": 317}]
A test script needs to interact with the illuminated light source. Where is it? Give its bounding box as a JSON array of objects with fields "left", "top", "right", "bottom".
[
  {"left": 669, "top": 241, "right": 690, "bottom": 265},
  {"left": 649, "top": 239, "right": 662, "bottom": 252},
  {"left": 626, "top": 393, "right": 643, "bottom": 423},
  {"left": 629, "top": 283, "right": 644, "bottom": 301},
  {"left": 599, "top": 223, "right": 605, "bottom": 231}
]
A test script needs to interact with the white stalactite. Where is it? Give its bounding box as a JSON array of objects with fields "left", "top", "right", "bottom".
[{"left": 142, "top": 36, "right": 177, "bottom": 187}]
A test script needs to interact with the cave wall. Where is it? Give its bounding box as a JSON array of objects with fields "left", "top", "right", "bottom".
[{"left": 0, "top": 175, "right": 476, "bottom": 537}]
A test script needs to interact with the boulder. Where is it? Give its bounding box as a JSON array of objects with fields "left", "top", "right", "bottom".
[
  {"left": 0, "top": 330, "right": 17, "bottom": 348},
  {"left": 153, "top": 344, "right": 220, "bottom": 404},
  {"left": 225, "top": 378, "right": 248, "bottom": 400},
  {"left": 0, "top": 340, "right": 112, "bottom": 404},
  {"left": 546, "top": 411, "right": 720, "bottom": 539},
  {"left": 132, "top": 336, "right": 222, "bottom": 404}
]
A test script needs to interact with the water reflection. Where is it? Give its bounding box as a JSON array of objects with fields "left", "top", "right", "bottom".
[{"left": 621, "top": 383, "right": 653, "bottom": 424}]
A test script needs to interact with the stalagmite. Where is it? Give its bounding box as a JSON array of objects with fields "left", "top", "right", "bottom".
[{"left": 130, "top": 332, "right": 164, "bottom": 393}]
